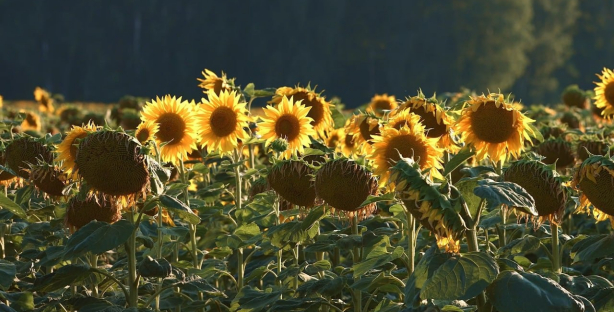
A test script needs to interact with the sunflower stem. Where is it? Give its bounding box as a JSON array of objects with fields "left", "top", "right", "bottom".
[
  {"left": 0, "top": 223, "right": 5, "bottom": 259},
  {"left": 551, "top": 222, "right": 561, "bottom": 273},
  {"left": 126, "top": 209, "right": 139, "bottom": 308},
  {"left": 89, "top": 253, "right": 99, "bottom": 298},
  {"left": 293, "top": 243, "right": 300, "bottom": 291},
  {"left": 352, "top": 214, "right": 362, "bottom": 312},
  {"left": 155, "top": 208, "right": 164, "bottom": 311},
  {"left": 233, "top": 149, "right": 245, "bottom": 289},
  {"left": 499, "top": 208, "right": 507, "bottom": 248},
  {"left": 406, "top": 210, "right": 416, "bottom": 275}
]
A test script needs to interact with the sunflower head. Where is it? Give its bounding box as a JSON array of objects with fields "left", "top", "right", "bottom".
[
  {"left": 135, "top": 120, "right": 158, "bottom": 144},
  {"left": 141, "top": 95, "right": 199, "bottom": 164},
  {"left": 197, "top": 69, "right": 232, "bottom": 96},
  {"left": 55, "top": 122, "right": 99, "bottom": 176},
  {"left": 560, "top": 110, "right": 582, "bottom": 130},
  {"left": 267, "top": 160, "right": 317, "bottom": 207},
  {"left": 391, "top": 157, "right": 466, "bottom": 253},
  {"left": 58, "top": 106, "right": 84, "bottom": 127},
  {"left": 325, "top": 128, "right": 343, "bottom": 150},
  {"left": 533, "top": 138, "right": 575, "bottom": 169},
  {"left": 65, "top": 195, "right": 122, "bottom": 232},
  {"left": 20, "top": 111, "right": 42, "bottom": 132},
  {"left": 370, "top": 113, "right": 444, "bottom": 186},
  {"left": 315, "top": 158, "right": 379, "bottom": 222},
  {"left": 270, "top": 85, "right": 334, "bottom": 138},
  {"left": 572, "top": 155, "right": 614, "bottom": 223},
  {"left": 120, "top": 108, "right": 142, "bottom": 130},
  {"left": 259, "top": 95, "right": 316, "bottom": 159},
  {"left": 75, "top": 130, "right": 149, "bottom": 199},
  {"left": 197, "top": 90, "right": 250, "bottom": 154},
  {"left": 340, "top": 127, "right": 357, "bottom": 158},
  {"left": 456, "top": 93, "right": 540, "bottom": 163},
  {"left": 539, "top": 124, "right": 567, "bottom": 141},
  {"left": 576, "top": 136, "right": 610, "bottom": 161},
  {"left": 29, "top": 163, "right": 69, "bottom": 198},
  {"left": 504, "top": 159, "right": 567, "bottom": 225},
  {"left": 118, "top": 95, "right": 145, "bottom": 111},
  {"left": 594, "top": 68, "right": 614, "bottom": 118},
  {"left": 34, "top": 87, "right": 54, "bottom": 113},
  {"left": 344, "top": 113, "right": 381, "bottom": 155},
  {"left": 366, "top": 94, "right": 397, "bottom": 117},
  {"left": 81, "top": 112, "right": 106, "bottom": 127},
  {"left": 5, "top": 135, "right": 54, "bottom": 179},
  {"left": 562, "top": 85, "right": 589, "bottom": 109}
]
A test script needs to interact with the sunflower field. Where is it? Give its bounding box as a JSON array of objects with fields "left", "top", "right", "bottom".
[{"left": 1, "top": 68, "right": 614, "bottom": 312}]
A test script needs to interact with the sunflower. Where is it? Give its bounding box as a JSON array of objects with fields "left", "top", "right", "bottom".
[
  {"left": 576, "top": 136, "right": 610, "bottom": 161},
  {"left": 34, "top": 87, "right": 54, "bottom": 113},
  {"left": 366, "top": 94, "right": 397, "bottom": 117},
  {"left": 5, "top": 136, "right": 54, "bottom": 179},
  {"left": 65, "top": 195, "right": 122, "bottom": 232},
  {"left": 326, "top": 128, "right": 343, "bottom": 151},
  {"left": 594, "top": 68, "right": 614, "bottom": 118},
  {"left": 534, "top": 139, "right": 575, "bottom": 169},
  {"left": 344, "top": 113, "right": 381, "bottom": 154},
  {"left": 197, "top": 69, "right": 232, "bottom": 95},
  {"left": 268, "top": 160, "right": 317, "bottom": 207},
  {"left": 562, "top": 85, "right": 589, "bottom": 109},
  {"left": 135, "top": 120, "right": 158, "bottom": 144},
  {"left": 315, "top": 158, "right": 379, "bottom": 222},
  {"left": 269, "top": 86, "right": 334, "bottom": 138},
  {"left": 391, "top": 157, "right": 466, "bottom": 252},
  {"left": 370, "top": 113, "right": 443, "bottom": 186},
  {"left": 504, "top": 159, "right": 567, "bottom": 225},
  {"left": 456, "top": 93, "right": 539, "bottom": 163},
  {"left": 141, "top": 95, "right": 199, "bottom": 164},
  {"left": 56, "top": 122, "right": 99, "bottom": 176},
  {"left": 572, "top": 155, "right": 614, "bottom": 224},
  {"left": 29, "top": 164, "right": 69, "bottom": 198},
  {"left": 391, "top": 100, "right": 458, "bottom": 152},
  {"left": 197, "top": 90, "right": 250, "bottom": 154},
  {"left": 20, "top": 111, "right": 42, "bottom": 132},
  {"left": 75, "top": 130, "right": 149, "bottom": 207},
  {"left": 259, "top": 96, "right": 315, "bottom": 159},
  {"left": 0, "top": 95, "right": 3, "bottom": 109}
]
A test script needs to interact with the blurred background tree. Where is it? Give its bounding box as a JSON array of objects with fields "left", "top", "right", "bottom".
[{"left": 2, "top": 0, "right": 610, "bottom": 108}]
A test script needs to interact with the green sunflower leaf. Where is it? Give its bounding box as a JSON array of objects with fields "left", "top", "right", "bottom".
[
  {"left": 0, "top": 193, "right": 27, "bottom": 219},
  {"left": 473, "top": 179, "right": 537, "bottom": 215}
]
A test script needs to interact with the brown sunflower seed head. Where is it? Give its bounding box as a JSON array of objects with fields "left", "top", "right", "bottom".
[
  {"left": 268, "top": 160, "right": 317, "bottom": 207},
  {"left": 75, "top": 130, "right": 149, "bottom": 196},
  {"left": 30, "top": 165, "right": 68, "bottom": 197},
  {"left": 5, "top": 136, "right": 54, "bottom": 179},
  {"left": 65, "top": 195, "right": 122, "bottom": 231}
]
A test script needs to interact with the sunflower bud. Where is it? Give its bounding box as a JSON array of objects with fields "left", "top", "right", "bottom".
[{"left": 271, "top": 138, "right": 289, "bottom": 154}]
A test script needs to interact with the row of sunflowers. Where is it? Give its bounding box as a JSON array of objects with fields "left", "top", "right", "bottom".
[{"left": 0, "top": 68, "right": 613, "bottom": 311}]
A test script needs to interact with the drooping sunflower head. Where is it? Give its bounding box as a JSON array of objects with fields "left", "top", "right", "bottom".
[
  {"left": 197, "top": 90, "right": 250, "bottom": 154},
  {"left": 539, "top": 124, "right": 567, "bottom": 141},
  {"left": 315, "top": 158, "right": 379, "bottom": 222},
  {"left": 576, "top": 135, "right": 610, "bottom": 161},
  {"left": 5, "top": 135, "right": 54, "bottom": 179},
  {"left": 120, "top": 108, "right": 142, "bottom": 130},
  {"left": 81, "top": 112, "right": 106, "bottom": 127},
  {"left": 75, "top": 130, "right": 149, "bottom": 203},
  {"left": 559, "top": 110, "right": 582, "bottom": 130},
  {"left": 504, "top": 159, "right": 567, "bottom": 225},
  {"left": 344, "top": 113, "right": 381, "bottom": 154},
  {"left": 325, "top": 128, "right": 343, "bottom": 151},
  {"left": 29, "top": 163, "right": 69, "bottom": 199},
  {"left": 456, "top": 93, "right": 539, "bottom": 163},
  {"left": 572, "top": 155, "right": 614, "bottom": 224},
  {"left": 55, "top": 122, "right": 99, "bottom": 176},
  {"left": 366, "top": 94, "right": 397, "bottom": 117},
  {"left": 395, "top": 94, "right": 458, "bottom": 152},
  {"left": 270, "top": 85, "right": 334, "bottom": 138},
  {"left": 197, "top": 69, "right": 232, "bottom": 96},
  {"left": 391, "top": 157, "right": 466, "bottom": 253},
  {"left": 259, "top": 95, "right": 316, "bottom": 159},
  {"left": 141, "top": 95, "right": 199, "bottom": 164},
  {"left": 267, "top": 160, "right": 317, "bottom": 208},
  {"left": 562, "top": 85, "right": 589, "bottom": 109},
  {"left": 58, "top": 105, "right": 84, "bottom": 127},
  {"left": 34, "top": 87, "right": 54, "bottom": 113},
  {"left": 370, "top": 113, "right": 444, "bottom": 186},
  {"left": 533, "top": 138, "right": 575, "bottom": 170},
  {"left": 0, "top": 150, "right": 17, "bottom": 187},
  {"left": 65, "top": 195, "right": 122, "bottom": 232},
  {"left": 594, "top": 68, "right": 614, "bottom": 118},
  {"left": 135, "top": 120, "right": 158, "bottom": 144},
  {"left": 20, "top": 111, "right": 42, "bottom": 132}
]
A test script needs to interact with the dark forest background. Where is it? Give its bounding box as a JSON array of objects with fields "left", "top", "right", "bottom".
[{"left": 1, "top": 0, "right": 613, "bottom": 108}]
